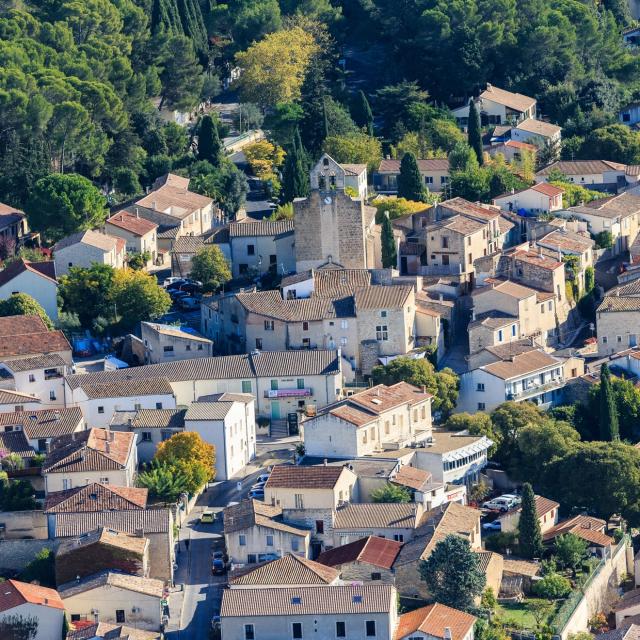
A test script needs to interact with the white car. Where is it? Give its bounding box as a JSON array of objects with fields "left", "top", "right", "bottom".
[
  {"left": 482, "top": 520, "right": 502, "bottom": 531},
  {"left": 163, "top": 277, "right": 184, "bottom": 288},
  {"left": 255, "top": 473, "right": 270, "bottom": 484},
  {"left": 482, "top": 497, "right": 517, "bottom": 512}
]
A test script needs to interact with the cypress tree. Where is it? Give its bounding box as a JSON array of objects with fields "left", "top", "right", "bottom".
[
  {"left": 352, "top": 90, "right": 374, "bottom": 136},
  {"left": 599, "top": 364, "right": 620, "bottom": 441},
  {"left": 300, "top": 56, "right": 328, "bottom": 156},
  {"left": 518, "top": 483, "right": 543, "bottom": 559},
  {"left": 381, "top": 214, "right": 397, "bottom": 268},
  {"left": 397, "top": 152, "right": 425, "bottom": 202},
  {"left": 282, "top": 128, "right": 309, "bottom": 202},
  {"left": 468, "top": 99, "right": 484, "bottom": 166},
  {"left": 198, "top": 115, "right": 222, "bottom": 167}
]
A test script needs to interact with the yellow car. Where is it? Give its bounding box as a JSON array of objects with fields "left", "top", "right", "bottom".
[{"left": 200, "top": 511, "right": 215, "bottom": 524}]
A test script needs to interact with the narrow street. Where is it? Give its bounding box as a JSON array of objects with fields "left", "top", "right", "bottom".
[{"left": 165, "top": 436, "right": 297, "bottom": 638}]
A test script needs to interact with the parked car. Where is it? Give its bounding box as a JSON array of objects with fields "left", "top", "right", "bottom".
[
  {"left": 248, "top": 488, "right": 265, "bottom": 500},
  {"left": 212, "top": 558, "right": 226, "bottom": 575},
  {"left": 170, "top": 289, "right": 190, "bottom": 301},
  {"left": 501, "top": 494, "right": 522, "bottom": 506},
  {"left": 482, "top": 496, "right": 518, "bottom": 512},
  {"left": 482, "top": 520, "right": 502, "bottom": 531},
  {"left": 176, "top": 282, "right": 201, "bottom": 295},
  {"left": 163, "top": 277, "right": 185, "bottom": 288},
  {"left": 200, "top": 511, "right": 215, "bottom": 524},
  {"left": 166, "top": 279, "right": 188, "bottom": 290},
  {"left": 255, "top": 473, "right": 270, "bottom": 484},
  {"left": 178, "top": 296, "right": 200, "bottom": 311}
]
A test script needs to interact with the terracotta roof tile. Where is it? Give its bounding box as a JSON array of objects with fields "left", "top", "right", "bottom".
[
  {"left": 107, "top": 211, "right": 157, "bottom": 236},
  {"left": 229, "top": 553, "right": 339, "bottom": 586},
  {"left": 394, "top": 602, "right": 476, "bottom": 640},
  {"left": 543, "top": 515, "right": 611, "bottom": 546},
  {"left": 334, "top": 503, "right": 420, "bottom": 530},
  {"left": 57, "top": 526, "right": 148, "bottom": 557},
  {"left": 265, "top": 465, "right": 350, "bottom": 489},
  {"left": 229, "top": 220, "right": 294, "bottom": 237},
  {"left": 58, "top": 571, "right": 163, "bottom": 599},
  {"left": 53, "top": 230, "right": 119, "bottom": 253},
  {"left": 0, "top": 314, "right": 47, "bottom": 336},
  {"left": 0, "top": 407, "right": 83, "bottom": 440},
  {"left": 223, "top": 499, "right": 311, "bottom": 537},
  {"left": 316, "top": 536, "right": 402, "bottom": 569},
  {"left": 515, "top": 118, "right": 561, "bottom": 137},
  {"left": 45, "top": 483, "right": 148, "bottom": 513},
  {"left": 53, "top": 509, "right": 170, "bottom": 537},
  {"left": 0, "top": 258, "right": 57, "bottom": 287},
  {"left": 482, "top": 349, "right": 561, "bottom": 380},
  {"left": 377, "top": 159, "right": 450, "bottom": 173},
  {"left": 392, "top": 466, "right": 433, "bottom": 492},
  {"left": 0, "top": 579, "right": 64, "bottom": 613}
]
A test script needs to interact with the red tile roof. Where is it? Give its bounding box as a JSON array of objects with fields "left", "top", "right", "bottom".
[
  {"left": 395, "top": 602, "right": 477, "bottom": 640},
  {"left": 0, "top": 314, "right": 47, "bottom": 336},
  {"left": 532, "top": 183, "right": 564, "bottom": 197},
  {"left": 543, "top": 515, "right": 612, "bottom": 546},
  {"left": 44, "top": 482, "right": 148, "bottom": 513},
  {"left": 107, "top": 211, "right": 157, "bottom": 236},
  {"left": 0, "top": 579, "right": 64, "bottom": 613},
  {"left": 316, "top": 536, "right": 403, "bottom": 570},
  {"left": 0, "top": 258, "right": 56, "bottom": 287},
  {"left": 0, "top": 315, "right": 71, "bottom": 359},
  {"left": 265, "top": 464, "right": 349, "bottom": 489}
]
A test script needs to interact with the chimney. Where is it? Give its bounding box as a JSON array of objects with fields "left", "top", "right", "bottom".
[
  {"left": 438, "top": 293, "right": 444, "bottom": 302},
  {"left": 323, "top": 459, "right": 328, "bottom": 466},
  {"left": 135, "top": 207, "right": 139, "bottom": 218},
  {"left": 54, "top": 411, "right": 60, "bottom": 421},
  {"left": 105, "top": 441, "right": 110, "bottom": 454},
  {"left": 444, "top": 628, "right": 453, "bottom": 640},
  {"left": 422, "top": 386, "right": 427, "bottom": 394}
]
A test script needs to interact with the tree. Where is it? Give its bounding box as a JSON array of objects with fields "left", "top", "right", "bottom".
[
  {"left": 0, "top": 615, "right": 39, "bottom": 640},
  {"left": 126, "top": 251, "right": 152, "bottom": 271},
  {"left": 198, "top": 115, "right": 222, "bottom": 167},
  {"left": 549, "top": 181, "right": 603, "bottom": 207},
  {"left": 449, "top": 142, "right": 479, "bottom": 173},
  {"left": 234, "top": 27, "right": 318, "bottom": 108},
  {"left": 156, "top": 431, "right": 215, "bottom": 481},
  {"left": 397, "top": 152, "right": 426, "bottom": 202},
  {"left": 19, "top": 548, "right": 55, "bottom": 587},
  {"left": 371, "top": 356, "right": 459, "bottom": 418},
  {"left": 0, "top": 294, "right": 53, "bottom": 330},
  {"left": 371, "top": 197, "right": 430, "bottom": 224},
  {"left": 532, "top": 573, "right": 572, "bottom": 599},
  {"left": 0, "top": 479, "right": 36, "bottom": 511},
  {"left": 490, "top": 401, "right": 545, "bottom": 467},
  {"left": 190, "top": 246, "right": 232, "bottom": 293},
  {"left": 580, "top": 125, "right": 640, "bottom": 165},
  {"left": 450, "top": 167, "right": 490, "bottom": 202},
  {"left": 467, "top": 100, "right": 484, "bottom": 166},
  {"left": 554, "top": 534, "right": 588, "bottom": 577},
  {"left": 59, "top": 264, "right": 116, "bottom": 328},
  {"left": 111, "top": 269, "right": 172, "bottom": 330},
  {"left": 159, "top": 36, "right": 203, "bottom": 111},
  {"left": 352, "top": 90, "right": 374, "bottom": 136},
  {"left": 381, "top": 214, "right": 397, "bottom": 269},
  {"left": 137, "top": 459, "right": 190, "bottom": 502},
  {"left": 419, "top": 534, "right": 486, "bottom": 611},
  {"left": 26, "top": 173, "right": 107, "bottom": 243},
  {"left": 527, "top": 599, "right": 555, "bottom": 629},
  {"left": 599, "top": 364, "right": 620, "bottom": 441},
  {"left": 585, "top": 266, "right": 595, "bottom": 293},
  {"left": 299, "top": 54, "right": 329, "bottom": 155},
  {"left": 518, "top": 483, "right": 543, "bottom": 559},
  {"left": 370, "top": 483, "right": 411, "bottom": 503},
  {"left": 323, "top": 132, "right": 382, "bottom": 174},
  {"left": 282, "top": 128, "right": 310, "bottom": 202},
  {"left": 190, "top": 160, "right": 248, "bottom": 217}
]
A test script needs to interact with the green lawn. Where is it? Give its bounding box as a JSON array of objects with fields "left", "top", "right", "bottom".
[{"left": 497, "top": 601, "right": 559, "bottom": 630}]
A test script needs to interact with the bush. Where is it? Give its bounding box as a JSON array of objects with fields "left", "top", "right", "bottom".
[
  {"left": 484, "top": 531, "right": 518, "bottom": 554},
  {"left": 532, "top": 573, "right": 572, "bottom": 599},
  {"left": 19, "top": 548, "right": 55, "bottom": 587}
]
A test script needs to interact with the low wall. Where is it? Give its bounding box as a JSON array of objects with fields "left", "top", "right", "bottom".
[
  {"left": 0, "top": 510, "right": 48, "bottom": 539},
  {"left": 0, "top": 539, "right": 59, "bottom": 572},
  {"left": 558, "top": 538, "right": 630, "bottom": 639}
]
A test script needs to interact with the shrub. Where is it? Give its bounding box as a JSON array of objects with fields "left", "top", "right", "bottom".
[
  {"left": 484, "top": 531, "right": 518, "bottom": 554},
  {"left": 532, "top": 573, "right": 572, "bottom": 599}
]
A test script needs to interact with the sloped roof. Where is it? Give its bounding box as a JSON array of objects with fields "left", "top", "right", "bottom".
[
  {"left": 58, "top": 571, "right": 163, "bottom": 599},
  {"left": 394, "top": 602, "right": 477, "bottom": 640},
  {"left": 377, "top": 158, "right": 450, "bottom": 173},
  {"left": 229, "top": 553, "right": 339, "bottom": 586},
  {"left": 0, "top": 314, "right": 47, "bottom": 336},
  {"left": 0, "top": 407, "right": 83, "bottom": 440},
  {"left": 482, "top": 349, "right": 561, "bottom": 380},
  {"left": 543, "top": 515, "right": 612, "bottom": 546},
  {"left": 79, "top": 377, "right": 174, "bottom": 399},
  {"left": 223, "top": 499, "right": 311, "bottom": 537},
  {"left": 53, "top": 230, "right": 119, "bottom": 253},
  {"left": 53, "top": 508, "right": 170, "bottom": 537},
  {"left": 67, "top": 622, "right": 161, "bottom": 640},
  {"left": 515, "top": 118, "right": 561, "bottom": 137},
  {"left": 57, "top": 526, "right": 148, "bottom": 557},
  {"left": 0, "top": 258, "right": 57, "bottom": 287},
  {"left": 392, "top": 466, "right": 433, "bottom": 492},
  {"left": 184, "top": 401, "right": 235, "bottom": 421},
  {"left": 0, "top": 579, "right": 64, "bottom": 613},
  {"left": 537, "top": 160, "right": 627, "bottom": 176},
  {"left": 3, "top": 353, "right": 68, "bottom": 372},
  {"left": 334, "top": 503, "right": 419, "bottom": 530},
  {"left": 45, "top": 483, "right": 148, "bottom": 513},
  {"left": 229, "top": 220, "right": 294, "bottom": 238},
  {"left": 480, "top": 85, "right": 535, "bottom": 112},
  {"left": 316, "top": 536, "right": 402, "bottom": 570},
  {"left": 0, "top": 430, "right": 35, "bottom": 458},
  {"left": 265, "top": 464, "right": 349, "bottom": 489},
  {"left": 0, "top": 390, "right": 41, "bottom": 406},
  {"left": 106, "top": 211, "right": 157, "bottom": 236},
  {"left": 136, "top": 174, "right": 212, "bottom": 218}
]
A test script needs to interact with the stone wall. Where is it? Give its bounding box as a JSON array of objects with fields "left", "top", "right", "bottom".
[
  {"left": 282, "top": 507, "right": 335, "bottom": 551},
  {"left": 0, "top": 510, "right": 48, "bottom": 539},
  {"left": 340, "top": 561, "right": 395, "bottom": 584},
  {"left": 0, "top": 539, "right": 59, "bottom": 572},
  {"left": 359, "top": 340, "right": 380, "bottom": 376}
]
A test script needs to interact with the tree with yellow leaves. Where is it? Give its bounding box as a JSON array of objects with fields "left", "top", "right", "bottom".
[
  {"left": 156, "top": 431, "right": 216, "bottom": 483},
  {"left": 244, "top": 140, "right": 286, "bottom": 196},
  {"left": 234, "top": 27, "right": 319, "bottom": 108}
]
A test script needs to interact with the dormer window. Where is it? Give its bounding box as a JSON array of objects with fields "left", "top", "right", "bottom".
[{"left": 323, "top": 158, "right": 329, "bottom": 167}]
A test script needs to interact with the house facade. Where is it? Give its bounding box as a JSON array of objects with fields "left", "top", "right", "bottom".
[
  {"left": 452, "top": 84, "right": 536, "bottom": 127},
  {"left": 373, "top": 158, "right": 450, "bottom": 194},
  {"left": 53, "top": 230, "right": 126, "bottom": 276},
  {"left": 105, "top": 211, "right": 158, "bottom": 268},
  {"left": 493, "top": 183, "right": 564, "bottom": 215},
  {"left": 0, "top": 259, "right": 58, "bottom": 321},
  {"left": 596, "top": 280, "right": 640, "bottom": 356},
  {"left": 141, "top": 321, "right": 213, "bottom": 364}
]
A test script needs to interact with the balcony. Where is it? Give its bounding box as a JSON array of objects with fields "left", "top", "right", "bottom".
[
  {"left": 507, "top": 378, "right": 564, "bottom": 401},
  {"left": 44, "top": 369, "right": 63, "bottom": 380},
  {"left": 264, "top": 388, "right": 313, "bottom": 398}
]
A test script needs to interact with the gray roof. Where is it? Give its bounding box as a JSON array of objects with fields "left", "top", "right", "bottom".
[
  {"left": 53, "top": 508, "right": 171, "bottom": 537},
  {"left": 229, "top": 220, "right": 294, "bottom": 238},
  {"left": 333, "top": 503, "right": 419, "bottom": 530},
  {"left": 58, "top": 570, "right": 163, "bottom": 599},
  {"left": 0, "top": 407, "right": 83, "bottom": 440},
  {"left": 220, "top": 584, "right": 394, "bottom": 617},
  {"left": 3, "top": 354, "right": 67, "bottom": 372},
  {"left": 66, "top": 351, "right": 341, "bottom": 391},
  {"left": 184, "top": 401, "right": 235, "bottom": 421},
  {"left": 80, "top": 377, "right": 174, "bottom": 399}
]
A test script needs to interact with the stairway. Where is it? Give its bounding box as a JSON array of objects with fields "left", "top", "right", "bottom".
[{"left": 269, "top": 420, "right": 290, "bottom": 438}]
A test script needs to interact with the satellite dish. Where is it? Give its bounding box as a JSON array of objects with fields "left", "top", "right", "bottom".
[{"left": 324, "top": 196, "right": 332, "bottom": 205}]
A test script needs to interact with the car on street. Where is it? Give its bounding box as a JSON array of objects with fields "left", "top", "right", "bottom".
[
  {"left": 482, "top": 496, "right": 519, "bottom": 512},
  {"left": 163, "top": 277, "right": 185, "bottom": 288},
  {"left": 501, "top": 493, "right": 522, "bottom": 505},
  {"left": 177, "top": 296, "right": 200, "bottom": 311},
  {"left": 255, "top": 473, "right": 270, "bottom": 484},
  {"left": 166, "top": 279, "right": 188, "bottom": 290},
  {"left": 251, "top": 479, "right": 267, "bottom": 490},
  {"left": 248, "top": 488, "right": 265, "bottom": 500},
  {"left": 482, "top": 520, "right": 502, "bottom": 531},
  {"left": 212, "top": 558, "right": 226, "bottom": 575},
  {"left": 200, "top": 511, "right": 215, "bottom": 524}
]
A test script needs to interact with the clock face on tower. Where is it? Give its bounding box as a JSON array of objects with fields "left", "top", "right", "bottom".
[{"left": 324, "top": 196, "right": 332, "bottom": 205}]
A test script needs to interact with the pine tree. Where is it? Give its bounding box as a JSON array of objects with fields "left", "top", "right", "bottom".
[
  {"left": 381, "top": 213, "right": 397, "bottom": 268},
  {"left": 518, "top": 483, "right": 543, "bottom": 559},
  {"left": 468, "top": 99, "right": 484, "bottom": 166},
  {"left": 198, "top": 115, "right": 222, "bottom": 167},
  {"left": 300, "top": 56, "right": 328, "bottom": 156},
  {"left": 282, "top": 128, "right": 309, "bottom": 203},
  {"left": 599, "top": 364, "right": 620, "bottom": 441},
  {"left": 352, "top": 90, "right": 374, "bottom": 136},
  {"left": 397, "top": 152, "right": 425, "bottom": 202}
]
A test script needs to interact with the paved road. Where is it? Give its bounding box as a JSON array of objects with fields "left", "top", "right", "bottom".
[{"left": 166, "top": 437, "right": 297, "bottom": 638}]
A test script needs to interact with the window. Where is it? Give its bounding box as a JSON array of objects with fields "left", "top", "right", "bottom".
[
  {"left": 366, "top": 621, "right": 376, "bottom": 637},
  {"left": 602, "top": 336, "right": 608, "bottom": 344},
  {"left": 141, "top": 432, "right": 152, "bottom": 442},
  {"left": 100, "top": 477, "right": 109, "bottom": 483},
  {"left": 478, "top": 402, "right": 486, "bottom": 410},
  {"left": 247, "top": 244, "right": 255, "bottom": 256},
  {"left": 541, "top": 304, "right": 545, "bottom": 314},
  {"left": 116, "top": 610, "right": 125, "bottom": 623},
  {"left": 239, "top": 534, "right": 246, "bottom": 546},
  {"left": 135, "top": 403, "right": 141, "bottom": 411},
  {"left": 295, "top": 494, "right": 304, "bottom": 509},
  {"left": 266, "top": 535, "right": 274, "bottom": 546},
  {"left": 548, "top": 301, "right": 552, "bottom": 311},
  {"left": 341, "top": 320, "right": 348, "bottom": 329},
  {"left": 425, "top": 176, "right": 433, "bottom": 184},
  {"left": 441, "top": 236, "right": 449, "bottom": 249},
  {"left": 49, "top": 390, "right": 56, "bottom": 401},
  {"left": 242, "top": 381, "right": 252, "bottom": 393},
  {"left": 156, "top": 402, "right": 163, "bottom": 410},
  {"left": 248, "top": 554, "right": 257, "bottom": 563},
  {"left": 617, "top": 335, "right": 623, "bottom": 343},
  {"left": 71, "top": 614, "right": 81, "bottom": 622},
  {"left": 497, "top": 330, "right": 503, "bottom": 342},
  {"left": 245, "top": 624, "right": 255, "bottom": 640},
  {"left": 264, "top": 320, "right": 275, "bottom": 331},
  {"left": 38, "top": 438, "right": 46, "bottom": 452},
  {"left": 477, "top": 383, "right": 485, "bottom": 392},
  {"left": 198, "top": 344, "right": 203, "bottom": 351},
  {"left": 336, "top": 621, "right": 346, "bottom": 638},
  {"left": 98, "top": 406, "right": 104, "bottom": 414},
  {"left": 63, "top": 479, "right": 72, "bottom": 490},
  {"left": 297, "top": 378, "right": 305, "bottom": 389},
  {"left": 302, "top": 322, "right": 309, "bottom": 331},
  {"left": 376, "top": 325, "right": 388, "bottom": 341},
  {"left": 380, "top": 310, "right": 387, "bottom": 318},
  {"left": 256, "top": 338, "right": 262, "bottom": 349},
  {"left": 340, "top": 337, "right": 347, "bottom": 346},
  {"left": 28, "top": 374, "right": 35, "bottom": 383},
  {"left": 271, "top": 379, "right": 278, "bottom": 390},
  {"left": 186, "top": 344, "right": 191, "bottom": 351},
  {"left": 441, "top": 176, "right": 448, "bottom": 184},
  {"left": 292, "top": 623, "right": 303, "bottom": 639},
  {"left": 512, "top": 325, "right": 516, "bottom": 337},
  {"left": 163, "top": 346, "right": 174, "bottom": 354},
  {"left": 316, "top": 520, "right": 324, "bottom": 534},
  {"left": 393, "top": 534, "right": 404, "bottom": 542},
  {"left": 291, "top": 537, "right": 299, "bottom": 551},
  {"left": 371, "top": 572, "right": 381, "bottom": 580}
]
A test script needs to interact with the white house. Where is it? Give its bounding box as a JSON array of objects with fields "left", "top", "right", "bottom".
[
  {"left": 42, "top": 427, "right": 137, "bottom": 493},
  {"left": 70, "top": 377, "right": 177, "bottom": 428},
  {"left": 0, "top": 259, "right": 58, "bottom": 321},
  {"left": 220, "top": 584, "right": 398, "bottom": 640},
  {"left": 141, "top": 321, "right": 213, "bottom": 364},
  {"left": 493, "top": 183, "right": 564, "bottom": 215},
  {"left": 457, "top": 348, "right": 570, "bottom": 413},
  {"left": 303, "top": 383, "right": 433, "bottom": 459},
  {"left": 0, "top": 389, "right": 42, "bottom": 413},
  {"left": 0, "top": 579, "right": 65, "bottom": 640},
  {"left": 620, "top": 101, "right": 640, "bottom": 127},
  {"left": 59, "top": 571, "right": 164, "bottom": 631},
  {"left": 0, "top": 354, "right": 71, "bottom": 407},
  {"left": 184, "top": 394, "right": 256, "bottom": 480},
  {"left": 511, "top": 118, "right": 562, "bottom": 146},
  {"left": 452, "top": 84, "right": 536, "bottom": 127},
  {"left": 105, "top": 211, "right": 158, "bottom": 268},
  {"left": 535, "top": 160, "right": 628, "bottom": 193},
  {"left": 53, "top": 230, "right": 126, "bottom": 276}
]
